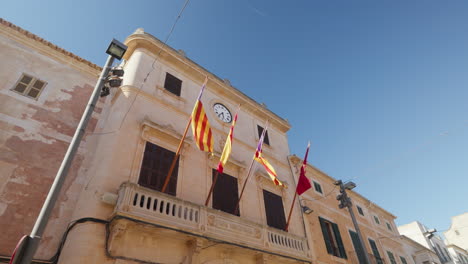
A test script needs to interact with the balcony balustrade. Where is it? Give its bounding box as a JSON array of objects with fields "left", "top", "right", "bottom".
[{"left": 114, "top": 182, "right": 310, "bottom": 260}]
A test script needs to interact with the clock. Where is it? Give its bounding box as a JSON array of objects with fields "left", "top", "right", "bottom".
[{"left": 213, "top": 103, "right": 232, "bottom": 123}]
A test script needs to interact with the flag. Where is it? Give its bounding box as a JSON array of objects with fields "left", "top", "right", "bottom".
[
  {"left": 296, "top": 142, "right": 312, "bottom": 195},
  {"left": 217, "top": 112, "right": 238, "bottom": 174},
  {"left": 254, "top": 125, "right": 284, "bottom": 186},
  {"left": 191, "top": 78, "right": 213, "bottom": 152}
]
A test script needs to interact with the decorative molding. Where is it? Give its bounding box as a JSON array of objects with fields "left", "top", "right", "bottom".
[
  {"left": 207, "top": 152, "right": 246, "bottom": 176},
  {"left": 141, "top": 119, "right": 192, "bottom": 150},
  {"left": 123, "top": 33, "right": 291, "bottom": 133}
]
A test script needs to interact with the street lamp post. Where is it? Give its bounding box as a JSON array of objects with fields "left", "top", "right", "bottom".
[
  {"left": 335, "top": 180, "right": 372, "bottom": 264},
  {"left": 15, "top": 39, "right": 127, "bottom": 264}
]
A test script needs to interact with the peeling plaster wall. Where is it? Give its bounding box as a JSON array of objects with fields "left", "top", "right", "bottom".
[{"left": 0, "top": 28, "right": 102, "bottom": 259}]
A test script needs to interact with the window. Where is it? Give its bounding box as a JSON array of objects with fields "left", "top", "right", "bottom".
[
  {"left": 164, "top": 73, "right": 182, "bottom": 96},
  {"left": 400, "top": 256, "right": 408, "bottom": 264},
  {"left": 387, "top": 251, "right": 397, "bottom": 264},
  {"left": 11, "top": 74, "right": 46, "bottom": 99},
  {"left": 313, "top": 181, "right": 323, "bottom": 194},
  {"left": 212, "top": 169, "right": 239, "bottom": 216},
  {"left": 434, "top": 246, "right": 445, "bottom": 263},
  {"left": 319, "top": 217, "right": 347, "bottom": 259},
  {"left": 138, "top": 142, "right": 179, "bottom": 196},
  {"left": 436, "top": 244, "right": 449, "bottom": 263},
  {"left": 373, "top": 215, "right": 380, "bottom": 224},
  {"left": 357, "top": 206, "right": 364, "bottom": 216},
  {"left": 263, "top": 190, "right": 286, "bottom": 230},
  {"left": 257, "top": 125, "right": 270, "bottom": 145},
  {"left": 368, "top": 239, "right": 383, "bottom": 264},
  {"left": 386, "top": 222, "right": 392, "bottom": 231},
  {"left": 349, "top": 230, "right": 366, "bottom": 264},
  {"left": 443, "top": 248, "right": 451, "bottom": 261}
]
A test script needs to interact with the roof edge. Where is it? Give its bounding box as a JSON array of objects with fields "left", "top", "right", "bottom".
[{"left": 0, "top": 18, "right": 101, "bottom": 73}]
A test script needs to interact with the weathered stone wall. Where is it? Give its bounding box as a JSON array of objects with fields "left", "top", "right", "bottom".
[{"left": 0, "top": 20, "right": 102, "bottom": 259}]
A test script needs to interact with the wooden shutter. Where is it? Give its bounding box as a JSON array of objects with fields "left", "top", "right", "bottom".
[
  {"left": 369, "top": 239, "right": 383, "bottom": 264},
  {"left": 319, "top": 217, "right": 334, "bottom": 255},
  {"left": 387, "top": 251, "right": 397, "bottom": 264},
  {"left": 400, "top": 256, "right": 408, "bottom": 264},
  {"left": 212, "top": 169, "right": 239, "bottom": 216},
  {"left": 262, "top": 190, "right": 286, "bottom": 230},
  {"left": 138, "top": 142, "right": 179, "bottom": 196},
  {"left": 257, "top": 125, "right": 270, "bottom": 145},
  {"left": 349, "top": 230, "right": 366, "bottom": 264},
  {"left": 332, "top": 223, "right": 347, "bottom": 259},
  {"left": 164, "top": 73, "right": 182, "bottom": 96}
]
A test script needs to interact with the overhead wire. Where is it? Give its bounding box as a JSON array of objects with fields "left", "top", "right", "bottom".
[{"left": 87, "top": 0, "right": 191, "bottom": 136}]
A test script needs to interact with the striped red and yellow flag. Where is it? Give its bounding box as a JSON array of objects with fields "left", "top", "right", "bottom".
[
  {"left": 255, "top": 152, "right": 283, "bottom": 186},
  {"left": 217, "top": 112, "right": 238, "bottom": 174},
  {"left": 191, "top": 100, "right": 213, "bottom": 152},
  {"left": 254, "top": 125, "right": 284, "bottom": 186}
]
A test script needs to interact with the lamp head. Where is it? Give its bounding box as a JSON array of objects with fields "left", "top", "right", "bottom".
[
  {"left": 344, "top": 181, "right": 356, "bottom": 190},
  {"left": 106, "top": 39, "right": 127, "bottom": 60}
]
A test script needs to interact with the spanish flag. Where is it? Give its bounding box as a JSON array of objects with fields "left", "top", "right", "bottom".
[
  {"left": 254, "top": 125, "right": 283, "bottom": 186},
  {"left": 217, "top": 112, "right": 238, "bottom": 174},
  {"left": 191, "top": 78, "right": 213, "bottom": 152}
]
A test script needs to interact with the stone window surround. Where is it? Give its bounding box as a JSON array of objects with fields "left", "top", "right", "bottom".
[{"left": 10, "top": 73, "right": 47, "bottom": 100}]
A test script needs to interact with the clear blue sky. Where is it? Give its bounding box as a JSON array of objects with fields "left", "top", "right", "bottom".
[{"left": 2, "top": 0, "right": 468, "bottom": 234}]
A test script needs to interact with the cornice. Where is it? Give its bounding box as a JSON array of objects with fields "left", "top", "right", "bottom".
[
  {"left": 0, "top": 18, "right": 101, "bottom": 77},
  {"left": 123, "top": 31, "right": 291, "bottom": 134}
]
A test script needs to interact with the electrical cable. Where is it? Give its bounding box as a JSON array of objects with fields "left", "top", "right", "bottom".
[{"left": 87, "top": 0, "right": 191, "bottom": 137}]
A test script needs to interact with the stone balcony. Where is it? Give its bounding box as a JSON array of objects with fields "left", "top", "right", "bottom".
[{"left": 113, "top": 182, "right": 310, "bottom": 261}]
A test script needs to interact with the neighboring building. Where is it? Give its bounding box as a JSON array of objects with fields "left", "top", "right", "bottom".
[
  {"left": 446, "top": 244, "right": 468, "bottom": 264},
  {"left": 289, "top": 155, "right": 413, "bottom": 264},
  {"left": 445, "top": 213, "right": 468, "bottom": 251},
  {"left": 400, "top": 235, "right": 441, "bottom": 264},
  {"left": 0, "top": 18, "right": 102, "bottom": 262},
  {"left": 399, "top": 222, "right": 455, "bottom": 264}
]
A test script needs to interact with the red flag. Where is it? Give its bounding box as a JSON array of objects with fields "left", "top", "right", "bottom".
[{"left": 296, "top": 142, "right": 311, "bottom": 195}]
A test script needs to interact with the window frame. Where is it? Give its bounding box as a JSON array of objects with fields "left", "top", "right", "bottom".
[
  {"left": 262, "top": 189, "right": 287, "bottom": 230},
  {"left": 385, "top": 221, "right": 393, "bottom": 231},
  {"left": 373, "top": 215, "right": 380, "bottom": 225},
  {"left": 386, "top": 250, "right": 397, "bottom": 264},
  {"left": 163, "top": 72, "right": 182, "bottom": 97},
  {"left": 313, "top": 180, "right": 323, "bottom": 195},
  {"left": 257, "top": 125, "right": 270, "bottom": 146},
  {"left": 368, "top": 238, "right": 383, "bottom": 264},
  {"left": 356, "top": 205, "right": 365, "bottom": 216},
  {"left": 211, "top": 169, "right": 240, "bottom": 216},
  {"left": 399, "top": 256, "right": 408, "bottom": 264},
  {"left": 11, "top": 73, "right": 47, "bottom": 100},
  {"left": 138, "top": 141, "right": 179, "bottom": 196},
  {"left": 319, "top": 217, "right": 347, "bottom": 259}
]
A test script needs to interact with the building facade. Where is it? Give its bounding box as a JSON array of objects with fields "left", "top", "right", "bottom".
[
  {"left": 399, "top": 235, "right": 441, "bottom": 264},
  {"left": 289, "top": 155, "right": 416, "bottom": 264},
  {"left": 54, "top": 28, "right": 310, "bottom": 264},
  {"left": 0, "top": 18, "right": 102, "bottom": 262},
  {"left": 444, "top": 213, "right": 468, "bottom": 252},
  {"left": 399, "top": 222, "right": 455, "bottom": 264},
  {"left": 446, "top": 244, "right": 468, "bottom": 264}
]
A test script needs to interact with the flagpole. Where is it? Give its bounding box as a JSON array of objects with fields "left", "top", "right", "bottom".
[
  {"left": 205, "top": 170, "right": 219, "bottom": 206},
  {"left": 205, "top": 105, "right": 241, "bottom": 206},
  {"left": 161, "top": 116, "right": 192, "bottom": 193},
  {"left": 234, "top": 158, "right": 256, "bottom": 215},
  {"left": 284, "top": 191, "right": 298, "bottom": 232}
]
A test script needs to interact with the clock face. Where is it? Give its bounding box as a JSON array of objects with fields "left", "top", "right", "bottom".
[{"left": 213, "top": 103, "right": 232, "bottom": 123}]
